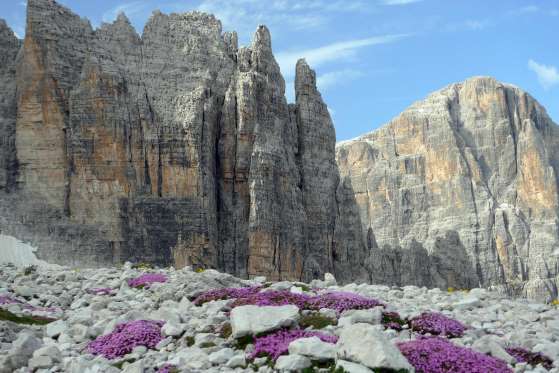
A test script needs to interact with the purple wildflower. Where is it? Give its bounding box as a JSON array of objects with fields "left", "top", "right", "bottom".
[
  {"left": 398, "top": 337, "right": 513, "bottom": 373},
  {"left": 157, "top": 364, "right": 177, "bottom": 373},
  {"left": 223, "top": 289, "right": 383, "bottom": 315},
  {"left": 86, "top": 287, "right": 115, "bottom": 296},
  {"left": 410, "top": 312, "right": 467, "bottom": 338},
  {"left": 127, "top": 273, "right": 167, "bottom": 289},
  {"left": 0, "top": 294, "right": 58, "bottom": 314},
  {"left": 505, "top": 347, "right": 553, "bottom": 370},
  {"left": 230, "top": 290, "right": 312, "bottom": 309},
  {"left": 0, "top": 294, "right": 27, "bottom": 307},
  {"left": 250, "top": 329, "right": 338, "bottom": 361},
  {"left": 307, "top": 291, "right": 385, "bottom": 315},
  {"left": 87, "top": 320, "right": 164, "bottom": 359},
  {"left": 193, "top": 286, "right": 262, "bottom": 305},
  {"left": 382, "top": 311, "right": 406, "bottom": 331}
]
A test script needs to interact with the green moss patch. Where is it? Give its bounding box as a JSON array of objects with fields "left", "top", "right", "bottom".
[
  {"left": 299, "top": 312, "right": 337, "bottom": 329},
  {"left": 0, "top": 308, "right": 55, "bottom": 325}
]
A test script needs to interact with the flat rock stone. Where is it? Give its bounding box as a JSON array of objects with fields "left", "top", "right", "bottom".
[
  {"left": 472, "top": 336, "right": 515, "bottom": 364},
  {"left": 33, "top": 345, "right": 61, "bottom": 362},
  {"left": 288, "top": 336, "right": 336, "bottom": 361},
  {"left": 230, "top": 305, "right": 300, "bottom": 338},
  {"left": 275, "top": 354, "right": 312, "bottom": 371},
  {"left": 162, "top": 321, "right": 184, "bottom": 337},
  {"left": 226, "top": 354, "right": 246, "bottom": 368},
  {"left": 337, "top": 323, "right": 414, "bottom": 372},
  {"left": 122, "top": 360, "right": 144, "bottom": 373},
  {"left": 28, "top": 355, "right": 53, "bottom": 370},
  {"left": 336, "top": 360, "right": 374, "bottom": 373},
  {"left": 209, "top": 348, "right": 235, "bottom": 364},
  {"left": 46, "top": 320, "right": 67, "bottom": 338},
  {"left": 338, "top": 308, "right": 383, "bottom": 327}
]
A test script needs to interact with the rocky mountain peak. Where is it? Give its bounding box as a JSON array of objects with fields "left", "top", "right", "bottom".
[
  {"left": 0, "top": 0, "right": 366, "bottom": 285},
  {"left": 295, "top": 59, "right": 318, "bottom": 98},
  {"left": 253, "top": 25, "right": 272, "bottom": 49},
  {"left": 337, "top": 76, "right": 559, "bottom": 300}
]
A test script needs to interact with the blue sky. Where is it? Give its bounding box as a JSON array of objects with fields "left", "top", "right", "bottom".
[{"left": 3, "top": 0, "right": 559, "bottom": 140}]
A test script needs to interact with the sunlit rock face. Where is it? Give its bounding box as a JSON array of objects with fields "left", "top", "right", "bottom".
[
  {"left": 2, "top": 1, "right": 558, "bottom": 300},
  {"left": 337, "top": 76, "right": 559, "bottom": 300},
  {"left": 0, "top": 0, "right": 367, "bottom": 283}
]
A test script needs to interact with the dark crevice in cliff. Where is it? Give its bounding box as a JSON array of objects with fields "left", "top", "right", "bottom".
[{"left": 447, "top": 93, "right": 485, "bottom": 285}]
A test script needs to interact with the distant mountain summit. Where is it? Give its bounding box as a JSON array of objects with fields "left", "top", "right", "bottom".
[{"left": 337, "top": 76, "right": 559, "bottom": 300}]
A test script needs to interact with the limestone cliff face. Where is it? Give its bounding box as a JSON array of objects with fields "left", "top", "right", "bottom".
[
  {"left": 336, "top": 77, "right": 559, "bottom": 300},
  {"left": 0, "top": 0, "right": 366, "bottom": 282},
  {"left": 0, "top": 20, "right": 20, "bottom": 192}
]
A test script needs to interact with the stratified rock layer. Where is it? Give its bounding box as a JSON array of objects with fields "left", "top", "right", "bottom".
[
  {"left": 336, "top": 77, "right": 559, "bottom": 300},
  {"left": 0, "top": 0, "right": 365, "bottom": 283},
  {"left": 0, "top": 20, "right": 20, "bottom": 191}
]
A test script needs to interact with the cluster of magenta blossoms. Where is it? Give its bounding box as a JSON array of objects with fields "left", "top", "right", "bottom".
[
  {"left": 306, "top": 291, "right": 385, "bottom": 315},
  {"left": 398, "top": 337, "right": 513, "bottom": 373},
  {"left": 409, "top": 311, "right": 467, "bottom": 338},
  {"left": 195, "top": 287, "right": 384, "bottom": 315},
  {"left": 86, "top": 287, "right": 115, "bottom": 296},
  {"left": 382, "top": 311, "right": 407, "bottom": 331},
  {"left": 87, "top": 320, "right": 164, "bottom": 359},
  {"left": 127, "top": 273, "right": 168, "bottom": 289},
  {"left": 250, "top": 329, "right": 338, "bottom": 361},
  {"left": 230, "top": 290, "right": 312, "bottom": 309},
  {"left": 505, "top": 347, "right": 553, "bottom": 370},
  {"left": 193, "top": 286, "right": 262, "bottom": 305},
  {"left": 157, "top": 363, "right": 178, "bottom": 373},
  {"left": 0, "top": 294, "right": 57, "bottom": 313},
  {"left": 0, "top": 294, "right": 32, "bottom": 309}
]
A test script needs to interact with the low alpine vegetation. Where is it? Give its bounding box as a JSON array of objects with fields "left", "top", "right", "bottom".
[
  {"left": 249, "top": 329, "right": 338, "bottom": 361},
  {"left": 87, "top": 320, "right": 165, "bottom": 359},
  {"left": 398, "top": 337, "right": 513, "bottom": 373},
  {"left": 505, "top": 347, "right": 553, "bottom": 370},
  {"left": 409, "top": 311, "right": 466, "bottom": 338},
  {"left": 127, "top": 273, "right": 168, "bottom": 289}
]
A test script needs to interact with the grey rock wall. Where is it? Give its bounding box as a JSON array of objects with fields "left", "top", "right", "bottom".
[
  {"left": 0, "top": 20, "right": 20, "bottom": 191},
  {"left": 0, "top": 0, "right": 364, "bottom": 283},
  {"left": 337, "top": 77, "right": 559, "bottom": 300}
]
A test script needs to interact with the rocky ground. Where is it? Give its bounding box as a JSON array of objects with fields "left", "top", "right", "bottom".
[{"left": 0, "top": 263, "right": 558, "bottom": 373}]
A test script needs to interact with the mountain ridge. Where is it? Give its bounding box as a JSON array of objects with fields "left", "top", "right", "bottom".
[
  {"left": 0, "top": 0, "right": 371, "bottom": 284},
  {"left": 0, "top": 0, "right": 557, "bottom": 301},
  {"left": 336, "top": 75, "right": 559, "bottom": 300}
]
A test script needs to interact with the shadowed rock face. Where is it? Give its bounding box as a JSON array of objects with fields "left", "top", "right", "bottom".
[
  {"left": 0, "top": 0, "right": 367, "bottom": 283},
  {"left": 0, "top": 20, "right": 20, "bottom": 192},
  {"left": 337, "top": 77, "right": 559, "bottom": 300}
]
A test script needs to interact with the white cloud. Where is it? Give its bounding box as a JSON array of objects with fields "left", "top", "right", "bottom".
[
  {"left": 317, "top": 69, "right": 364, "bottom": 90},
  {"left": 464, "top": 20, "right": 488, "bottom": 31},
  {"left": 195, "top": 0, "right": 365, "bottom": 43},
  {"left": 276, "top": 34, "right": 409, "bottom": 77},
  {"left": 528, "top": 59, "right": 559, "bottom": 90},
  {"left": 102, "top": 1, "right": 150, "bottom": 23},
  {"left": 507, "top": 5, "right": 539, "bottom": 16},
  {"left": 381, "top": 0, "right": 423, "bottom": 5}
]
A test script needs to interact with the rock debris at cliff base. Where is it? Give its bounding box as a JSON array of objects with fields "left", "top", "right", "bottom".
[{"left": 0, "top": 263, "right": 558, "bottom": 372}]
